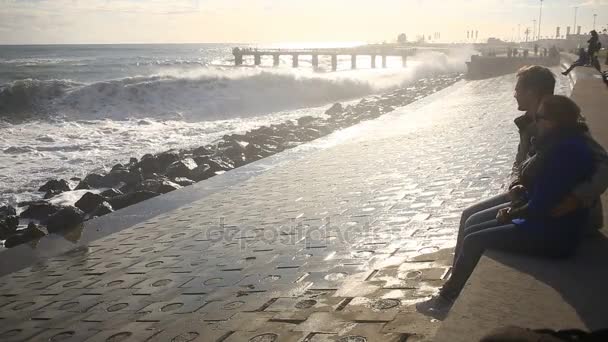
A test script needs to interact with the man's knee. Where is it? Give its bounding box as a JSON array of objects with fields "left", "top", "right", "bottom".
[{"left": 461, "top": 205, "right": 480, "bottom": 225}]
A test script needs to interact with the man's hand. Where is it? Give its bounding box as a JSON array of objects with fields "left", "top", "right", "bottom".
[
  {"left": 496, "top": 207, "right": 512, "bottom": 224},
  {"left": 508, "top": 185, "right": 527, "bottom": 205},
  {"left": 551, "top": 195, "right": 581, "bottom": 217}
]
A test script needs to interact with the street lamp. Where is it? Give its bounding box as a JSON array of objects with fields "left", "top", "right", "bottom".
[
  {"left": 538, "top": 0, "right": 543, "bottom": 41},
  {"left": 574, "top": 7, "right": 578, "bottom": 36},
  {"left": 533, "top": 19, "right": 537, "bottom": 41},
  {"left": 518, "top": 24, "right": 521, "bottom": 42}
]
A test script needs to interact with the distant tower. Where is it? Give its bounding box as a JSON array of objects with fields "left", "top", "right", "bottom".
[
  {"left": 467, "top": 31, "right": 470, "bottom": 39},
  {"left": 566, "top": 26, "right": 571, "bottom": 37},
  {"left": 577, "top": 26, "right": 581, "bottom": 35},
  {"left": 397, "top": 33, "right": 407, "bottom": 45},
  {"left": 556, "top": 26, "right": 560, "bottom": 39},
  {"left": 475, "top": 30, "right": 479, "bottom": 39}
]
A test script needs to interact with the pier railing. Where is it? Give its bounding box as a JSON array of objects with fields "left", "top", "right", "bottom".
[{"left": 232, "top": 45, "right": 430, "bottom": 70}]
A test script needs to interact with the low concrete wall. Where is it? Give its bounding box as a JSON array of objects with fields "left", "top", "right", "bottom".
[{"left": 466, "top": 55, "right": 560, "bottom": 80}]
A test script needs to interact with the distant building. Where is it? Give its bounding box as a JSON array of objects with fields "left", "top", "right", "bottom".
[
  {"left": 397, "top": 33, "right": 407, "bottom": 45},
  {"left": 546, "top": 33, "right": 608, "bottom": 52},
  {"left": 487, "top": 37, "right": 505, "bottom": 44}
]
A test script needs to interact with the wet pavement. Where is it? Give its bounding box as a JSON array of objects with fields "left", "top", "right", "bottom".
[{"left": 0, "top": 74, "right": 537, "bottom": 341}]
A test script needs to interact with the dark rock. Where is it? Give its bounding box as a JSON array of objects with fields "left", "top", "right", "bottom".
[
  {"left": 75, "top": 181, "right": 91, "bottom": 190},
  {"left": 111, "top": 163, "right": 126, "bottom": 172},
  {"left": 221, "top": 146, "right": 246, "bottom": 167},
  {"left": 190, "top": 164, "right": 214, "bottom": 182},
  {"left": 245, "top": 142, "right": 262, "bottom": 156},
  {"left": 210, "top": 155, "right": 235, "bottom": 171},
  {"left": 108, "top": 191, "right": 159, "bottom": 211},
  {"left": 38, "top": 179, "right": 71, "bottom": 193},
  {"left": 158, "top": 181, "right": 181, "bottom": 194},
  {"left": 89, "top": 201, "right": 113, "bottom": 218},
  {"left": 45, "top": 206, "right": 84, "bottom": 234},
  {"left": 325, "top": 103, "right": 344, "bottom": 115},
  {"left": 138, "top": 154, "right": 159, "bottom": 174},
  {"left": 118, "top": 182, "right": 137, "bottom": 195},
  {"left": 4, "top": 222, "right": 46, "bottom": 248},
  {"left": 143, "top": 172, "right": 163, "bottom": 180},
  {"left": 101, "top": 169, "right": 143, "bottom": 187},
  {"left": 83, "top": 173, "right": 105, "bottom": 188},
  {"left": 166, "top": 158, "right": 198, "bottom": 179},
  {"left": 0, "top": 215, "right": 19, "bottom": 240},
  {"left": 44, "top": 189, "right": 63, "bottom": 199},
  {"left": 195, "top": 156, "right": 234, "bottom": 174},
  {"left": 297, "top": 116, "right": 317, "bottom": 126},
  {"left": 0, "top": 205, "right": 17, "bottom": 218},
  {"left": 156, "top": 151, "right": 181, "bottom": 171},
  {"left": 20, "top": 201, "right": 61, "bottom": 220},
  {"left": 172, "top": 177, "right": 195, "bottom": 187},
  {"left": 100, "top": 188, "right": 123, "bottom": 198},
  {"left": 193, "top": 146, "right": 213, "bottom": 156},
  {"left": 75, "top": 192, "right": 105, "bottom": 213},
  {"left": 138, "top": 179, "right": 181, "bottom": 194},
  {"left": 4, "top": 215, "right": 18, "bottom": 230}
]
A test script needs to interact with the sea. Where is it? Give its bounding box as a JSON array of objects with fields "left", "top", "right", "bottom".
[{"left": 0, "top": 43, "right": 472, "bottom": 206}]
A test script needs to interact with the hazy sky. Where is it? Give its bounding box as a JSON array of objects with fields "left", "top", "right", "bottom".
[{"left": 0, "top": 0, "right": 606, "bottom": 44}]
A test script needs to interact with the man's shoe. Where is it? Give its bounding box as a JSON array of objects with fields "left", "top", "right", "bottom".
[
  {"left": 415, "top": 293, "right": 454, "bottom": 320},
  {"left": 561, "top": 71, "right": 568, "bottom": 76}
]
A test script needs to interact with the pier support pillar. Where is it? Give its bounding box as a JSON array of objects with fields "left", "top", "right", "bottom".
[
  {"left": 351, "top": 55, "right": 357, "bottom": 69},
  {"left": 382, "top": 55, "right": 387, "bottom": 68},
  {"left": 331, "top": 55, "right": 338, "bottom": 71},
  {"left": 235, "top": 53, "right": 243, "bottom": 66},
  {"left": 371, "top": 55, "right": 376, "bottom": 68},
  {"left": 312, "top": 54, "right": 319, "bottom": 70},
  {"left": 254, "top": 54, "right": 261, "bottom": 66},
  {"left": 402, "top": 54, "right": 407, "bottom": 67},
  {"left": 273, "top": 54, "right": 280, "bottom": 67},
  {"left": 292, "top": 54, "right": 299, "bottom": 68}
]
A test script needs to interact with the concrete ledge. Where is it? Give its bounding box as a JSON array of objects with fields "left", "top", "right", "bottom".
[
  {"left": 435, "top": 231, "right": 608, "bottom": 342},
  {"left": 436, "top": 62, "right": 608, "bottom": 341}
]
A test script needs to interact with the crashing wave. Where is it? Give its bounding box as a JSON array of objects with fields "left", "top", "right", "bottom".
[{"left": 0, "top": 50, "right": 469, "bottom": 122}]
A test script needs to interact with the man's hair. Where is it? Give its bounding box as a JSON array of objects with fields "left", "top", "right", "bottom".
[
  {"left": 516, "top": 65, "right": 556, "bottom": 96},
  {"left": 540, "top": 95, "right": 581, "bottom": 127}
]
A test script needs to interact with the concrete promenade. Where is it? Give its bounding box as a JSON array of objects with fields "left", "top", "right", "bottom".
[{"left": 0, "top": 75, "right": 533, "bottom": 341}]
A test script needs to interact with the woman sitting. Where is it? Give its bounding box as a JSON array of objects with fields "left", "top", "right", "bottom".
[
  {"left": 562, "top": 48, "right": 589, "bottom": 76},
  {"left": 417, "top": 95, "right": 597, "bottom": 318}
]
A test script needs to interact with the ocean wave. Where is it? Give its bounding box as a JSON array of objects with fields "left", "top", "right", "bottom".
[
  {"left": 0, "top": 79, "right": 82, "bottom": 120},
  {"left": 0, "top": 50, "right": 469, "bottom": 122}
]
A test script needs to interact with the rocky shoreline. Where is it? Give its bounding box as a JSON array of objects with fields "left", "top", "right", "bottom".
[{"left": 0, "top": 73, "right": 463, "bottom": 249}]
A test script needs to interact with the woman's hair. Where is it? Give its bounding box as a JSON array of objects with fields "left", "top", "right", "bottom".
[{"left": 540, "top": 95, "right": 581, "bottom": 127}]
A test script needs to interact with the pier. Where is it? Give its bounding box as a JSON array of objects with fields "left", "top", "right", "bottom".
[{"left": 232, "top": 45, "right": 419, "bottom": 70}]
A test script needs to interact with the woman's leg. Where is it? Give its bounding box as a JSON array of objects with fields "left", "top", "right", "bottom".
[
  {"left": 454, "top": 219, "right": 502, "bottom": 261},
  {"left": 442, "top": 224, "right": 567, "bottom": 300},
  {"left": 453, "top": 193, "right": 510, "bottom": 266},
  {"left": 562, "top": 63, "right": 576, "bottom": 75}
]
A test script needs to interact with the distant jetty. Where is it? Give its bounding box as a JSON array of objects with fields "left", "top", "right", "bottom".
[{"left": 231, "top": 45, "right": 447, "bottom": 70}]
